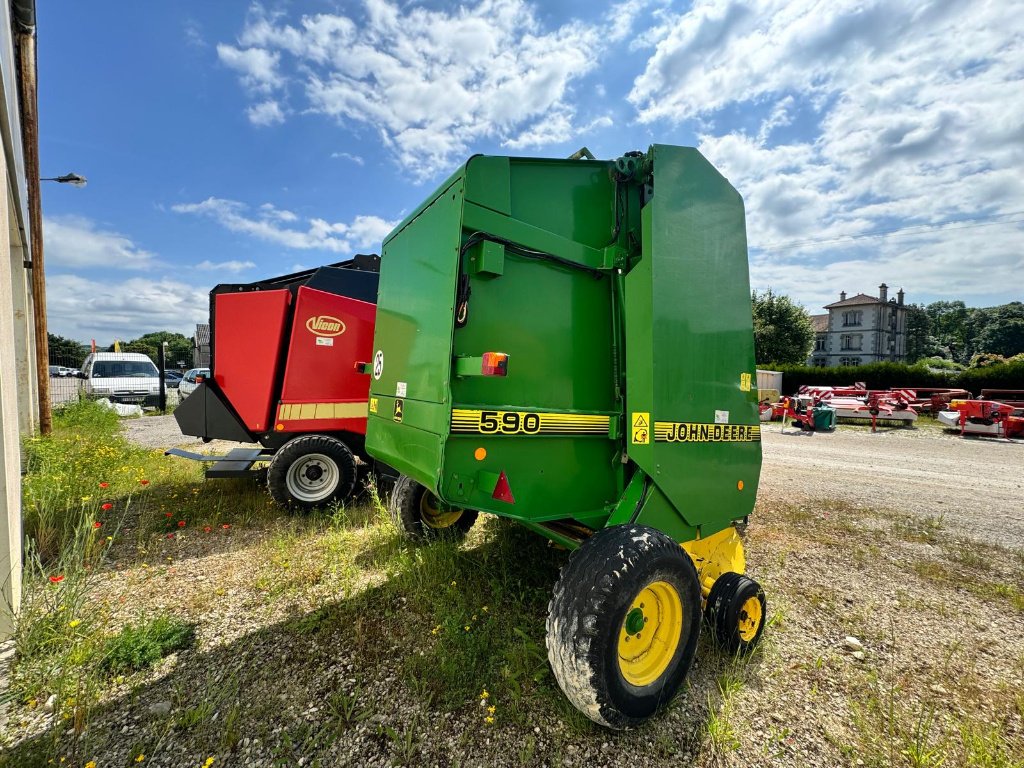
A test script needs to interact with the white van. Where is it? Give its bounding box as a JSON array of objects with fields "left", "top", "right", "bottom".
[{"left": 80, "top": 352, "right": 162, "bottom": 407}]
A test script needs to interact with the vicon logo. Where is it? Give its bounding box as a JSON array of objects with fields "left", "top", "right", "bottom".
[{"left": 305, "top": 315, "right": 346, "bottom": 337}]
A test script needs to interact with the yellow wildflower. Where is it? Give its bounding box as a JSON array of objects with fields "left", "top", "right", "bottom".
[
  {"left": 484, "top": 715, "right": 495, "bottom": 725},
  {"left": 85, "top": 762, "right": 97, "bottom": 768},
  {"left": 27, "top": 698, "right": 37, "bottom": 709},
  {"left": 431, "top": 625, "right": 441, "bottom": 636},
  {"left": 464, "top": 625, "right": 470, "bottom": 632},
  {"left": 482, "top": 605, "right": 489, "bottom": 612},
  {"left": 203, "top": 759, "right": 215, "bottom": 768},
  {"left": 136, "top": 755, "right": 145, "bottom": 763},
  {"left": 450, "top": 580, "right": 457, "bottom": 587},
  {"left": 488, "top": 705, "right": 496, "bottom": 715},
  {"left": 68, "top": 619, "right": 81, "bottom": 628}
]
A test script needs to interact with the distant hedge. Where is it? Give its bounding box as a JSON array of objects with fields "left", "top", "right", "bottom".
[{"left": 765, "top": 359, "right": 1024, "bottom": 396}]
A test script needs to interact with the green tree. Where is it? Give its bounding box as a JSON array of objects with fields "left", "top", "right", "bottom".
[
  {"left": 904, "top": 304, "right": 939, "bottom": 363},
  {"left": 47, "top": 333, "right": 88, "bottom": 367},
  {"left": 107, "top": 332, "right": 193, "bottom": 369},
  {"left": 925, "top": 300, "right": 970, "bottom": 361},
  {"left": 973, "top": 302, "right": 1024, "bottom": 357},
  {"left": 751, "top": 289, "right": 815, "bottom": 365}
]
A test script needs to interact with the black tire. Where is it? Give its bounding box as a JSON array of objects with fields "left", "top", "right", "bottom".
[
  {"left": 546, "top": 525, "right": 702, "bottom": 729},
  {"left": 388, "top": 474, "right": 477, "bottom": 541},
  {"left": 705, "top": 572, "right": 767, "bottom": 655},
  {"left": 267, "top": 434, "right": 357, "bottom": 510}
]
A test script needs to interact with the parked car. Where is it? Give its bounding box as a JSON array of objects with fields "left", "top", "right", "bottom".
[
  {"left": 178, "top": 368, "right": 210, "bottom": 399},
  {"left": 80, "top": 352, "right": 162, "bottom": 407},
  {"left": 48, "top": 365, "right": 77, "bottom": 377},
  {"left": 163, "top": 370, "right": 184, "bottom": 388}
]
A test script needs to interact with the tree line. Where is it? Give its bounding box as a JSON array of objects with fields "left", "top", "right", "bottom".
[
  {"left": 48, "top": 332, "right": 195, "bottom": 370},
  {"left": 751, "top": 290, "right": 1024, "bottom": 366}
]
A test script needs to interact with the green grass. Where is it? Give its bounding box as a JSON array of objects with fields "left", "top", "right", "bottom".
[{"left": 101, "top": 614, "right": 195, "bottom": 675}]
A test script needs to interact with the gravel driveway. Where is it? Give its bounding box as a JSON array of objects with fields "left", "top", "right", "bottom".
[
  {"left": 126, "top": 415, "right": 1024, "bottom": 549},
  {"left": 759, "top": 423, "right": 1024, "bottom": 549}
]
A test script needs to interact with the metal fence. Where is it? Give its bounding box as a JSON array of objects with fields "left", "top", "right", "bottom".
[{"left": 48, "top": 350, "right": 183, "bottom": 412}]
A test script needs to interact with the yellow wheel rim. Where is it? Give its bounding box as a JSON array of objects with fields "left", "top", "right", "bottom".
[
  {"left": 617, "top": 580, "right": 684, "bottom": 687},
  {"left": 737, "top": 595, "right": 763, "bottom": 642},
  {"left": 419, "top": 492, "right": 463, "bottom": 529}
]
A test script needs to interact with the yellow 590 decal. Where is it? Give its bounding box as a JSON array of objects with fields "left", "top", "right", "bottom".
[
  {"left": 451, "top": 408, "right": 610, "bottom": 436},
  {"left": 654, "top": 421, "right": 761, "bottom": 443}
]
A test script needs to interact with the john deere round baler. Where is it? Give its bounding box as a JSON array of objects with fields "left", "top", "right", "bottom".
[{"left": 366, "top": 145, "right": 765, "bottom": 728}]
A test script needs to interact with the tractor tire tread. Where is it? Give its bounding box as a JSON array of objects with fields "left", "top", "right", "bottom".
[{"left": 266, "top": 434, "right": 357, "bottom": 510}]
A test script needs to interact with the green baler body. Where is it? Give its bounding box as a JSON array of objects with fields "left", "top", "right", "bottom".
[{"left": 367, "top": 145, "right": 761, "bottom": 545}]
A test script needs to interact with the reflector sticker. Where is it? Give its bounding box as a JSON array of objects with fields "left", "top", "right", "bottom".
[
  {"left": 631, "top": 412, "right": 650, "bottom": 445},
  {"left": 654, "top": 421, "right": 761, "bottom": 442},
  {"left": 277, "top": 401, "right": 368, "bottom": 421},
  {"left": 740, "top": 373, "right": 752, "bottom": 392},
  {"left": 451, "top": 408, "right": 610, "bottom": 435}
]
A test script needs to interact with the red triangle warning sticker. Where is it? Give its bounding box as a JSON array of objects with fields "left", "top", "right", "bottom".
[{"left": 492, "top": 471, "right": 515, "bottom": 504}]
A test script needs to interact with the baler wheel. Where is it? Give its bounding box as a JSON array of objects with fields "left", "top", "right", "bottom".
[
  {"left": 388, "top": 474, "right": 477, "bottom": 541},
  {"left": 704, "top": 572, "right": 766, "bottom": 655},
  {"left": 267, "top": 434, "right": 357, "bottom": 510},
  {"left": 545, "top": 525, "right": 701, "bottom": 729}
]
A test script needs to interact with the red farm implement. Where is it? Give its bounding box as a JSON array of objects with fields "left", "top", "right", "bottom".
[
  {"left": 169, "top": 256, "right": 397, "bottom": 507},
  {"left": 937, "top": 399, "right": 1024, "bottom": 439}
]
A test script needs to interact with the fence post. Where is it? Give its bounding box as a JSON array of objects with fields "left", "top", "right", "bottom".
[{"left": 158, "top": 343, "right": 166, "bottom": 413}]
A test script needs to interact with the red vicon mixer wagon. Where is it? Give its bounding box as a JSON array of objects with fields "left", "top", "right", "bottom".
[{"left": 169, "top": 255, "right": 394, "bottom": 507}]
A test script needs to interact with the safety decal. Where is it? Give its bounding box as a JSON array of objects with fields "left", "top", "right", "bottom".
[
  {"left": 393, "top": 398, "right": 404, "bottom": 423},
  {"left": 654, "top": 421, "right": 761, "bottom": 443},
  {"left": 740, "top": 372, "right": 752, "bottom": 392},
  {"left": 396, "top": 381, "right": 407, "bottom": 397},
  {"left": 369, "top": 398, "right": 378, "bottom": 414},
  {"left": 451, "top": 408, "right": 610, "bottom": 436},
  {"left": 630, "top": 412, "right": 650, "bottom": 445}
]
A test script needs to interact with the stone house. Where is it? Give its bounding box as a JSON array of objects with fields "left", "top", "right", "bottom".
[{"left": 807, "top": 284, "right": 908, "bottom": 367}]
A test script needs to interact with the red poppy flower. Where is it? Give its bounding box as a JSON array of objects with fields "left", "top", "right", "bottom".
[
  {"left": 49, "top": 575, "right": 65, "bottom": 583},
  {"left": 140, "top": 479, "right": 150, "bottom": 486},
  {"left": 166, "top": 533, "right": 175, "bottom": 539},
  {"left": 203, "top": 526, "right": 211, "bottom": 533},
  {"left": 221, "top": 524, "right": 231, "bottom": 529},
  {"left": 93, "top": 521, "right": 102, "bottom": 529},
  {"left": 99, "top": 482, "right": 109, "bottom": 489},
  {"left": 164, "top": 512, "right": 172, "bottom": 518},
  {"left": 177, "top": 520, "right": 186, "bottom": 528},
  {"left": 102, "top": 503, "right": 113, "bottom": 511}
]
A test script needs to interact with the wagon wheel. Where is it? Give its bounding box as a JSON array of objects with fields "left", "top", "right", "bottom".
[
  {"left": 267, "top": 434, "right": 358, "bottom": 510},
  {"left": 705, "top": 572, "right": 767, "bottom": 655},
  {"left": 546, "top": 525, "right": 701, "bottom": 729},
  {"left": 388, "top": 474, "right": 477, "bottom": 541}
]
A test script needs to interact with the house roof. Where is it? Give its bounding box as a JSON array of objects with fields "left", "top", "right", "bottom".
[
  {"left": 810, "top": 313, "right": 828, "bottom": 332},
  {"left": 824, "top": 293, "right": 881, "bottom": 309},
  {"left": 195, "top": 323, "right": 210, "bottom": 345}
]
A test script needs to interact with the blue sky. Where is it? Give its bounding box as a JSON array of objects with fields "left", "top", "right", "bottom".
[{"left": 40, "top": 0, "right": 1024, "bottom": 344}]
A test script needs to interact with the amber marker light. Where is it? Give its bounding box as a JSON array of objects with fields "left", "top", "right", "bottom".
[
  {"left": 481, "top": 352, "right": 509, "bottom": 376},
  {"left": 737, "top": 480, "right": 744, "bottom": 491},
  {"left": 474, "top": 447, "right": 487, "bottom": 461},
  {"left": 276, "top": 424, "right": 285, "bottom": 431}
]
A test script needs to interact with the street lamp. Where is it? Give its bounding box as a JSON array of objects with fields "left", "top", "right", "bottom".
[{"left": 40, "top": 172, "right": 87, "bottom": 187}]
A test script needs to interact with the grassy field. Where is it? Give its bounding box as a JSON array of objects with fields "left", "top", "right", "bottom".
[{"left": 2, "top": 402, "right": 1022, "bottom": 767}]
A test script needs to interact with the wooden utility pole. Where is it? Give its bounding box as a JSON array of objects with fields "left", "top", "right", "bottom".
[{"left": 18, "top": 27, "right": 50, "bottom": 434}]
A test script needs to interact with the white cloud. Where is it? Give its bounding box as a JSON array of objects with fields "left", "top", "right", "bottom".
[
  {"left": 220, "top": 1, "right": 642, "bottom": 178},
  {"left": 46, "top": 274, "right": 209, "bottom": 343},
  {"left": 172, "top": 197, "right": 395, "bottom": 253},
  {"left": 216, "top": 43, "right": 283, "bottom": 92},
  {"left": 44, "top": 215, "right": 158, "bottom": 270},
  {"left": 331, "top": 151, "right": 364, "bottom": 165},
  {"left": 246, "top": 99, "right": 285, "bottom": 126},
  {"left": 628, "top": 0, "right": 1024, "bottom": 306},
  {"left": 195, "top": 259, "right": 256, "bottom": 273}
]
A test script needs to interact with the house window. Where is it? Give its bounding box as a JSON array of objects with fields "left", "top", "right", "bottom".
[
  {"left": 840, "top": 357, "right": 861, "bottom": 367},
  {"left": 842, "top": 310, "right": 863, "bottom": 326},
  {"left": 814, "top": 337, "right": 826, "bottom": 352},
  {"left": 841, "top": 334, "right": 863, "bottom": 351},
  {"left": 812, "top": 357, "right": 827, "bottom": 367}
]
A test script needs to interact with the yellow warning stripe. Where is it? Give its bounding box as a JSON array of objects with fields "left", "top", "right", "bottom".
[
  {"left": 653, "top": 421, "right": 761, "bottom": 443},
  {"left": 451, "top": 408, "right": 610, "bottom": 435},
  {"left": 277, "top": 401, "right": 369, "bottom": 421}
]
